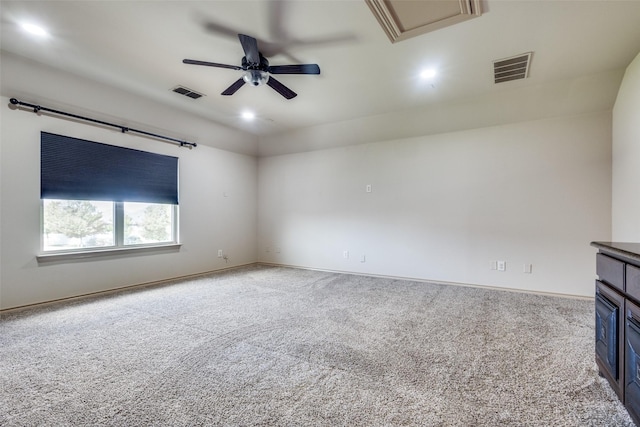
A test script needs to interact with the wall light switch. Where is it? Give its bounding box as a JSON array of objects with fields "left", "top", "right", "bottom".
[
  {"left": 218, "top": 249, "right": 223, "bottom": 258},
  {"left": 360, "top": 255, "right": 366, "bottom": 263},
  {"left": 366, "top": 184, "right": 372, "bottom": 193},
  {"left": 343, "top": 250, "right": 349, "bottom": 259},
  {"left": 524, "top": 264, "right": 533, "bottom": 274}
]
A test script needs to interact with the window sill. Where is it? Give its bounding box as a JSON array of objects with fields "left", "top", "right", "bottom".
[{"left": 37, "top": 243, "right": 181, "bottom": 264}]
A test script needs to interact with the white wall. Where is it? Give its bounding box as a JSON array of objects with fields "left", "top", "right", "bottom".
[
  {"left": 258, "top": 69, "right": 624, "bottom": 157},
  {"left": 612, "top": 51, "right": 640, "bottom": 241},
  {"left": 258, "top": 112, "right": 612, "bottom": 297},
  {"left": 0, "top": 55, "right": 259, "bottom": 310}
]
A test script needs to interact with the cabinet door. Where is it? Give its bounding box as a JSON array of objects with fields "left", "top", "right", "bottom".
[
  {"left": 626, "top": 299, "right": 640, "bottom": 425},
  {"left": 596, "top": 280, "right": 625, "bottom": 399}
]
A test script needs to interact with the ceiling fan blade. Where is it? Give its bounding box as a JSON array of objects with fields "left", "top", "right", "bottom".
[
  {"left": 221, "top": 78, "right": 246, "bottom": 96},
  {"left": 268, "top": 64, "right": 321, "bottom": 75},
  {"left": 266, "top": 76, "right": 297, "bottom": 99},
  {"left": 183, "top": 59, "right": 242, "bottom": 71},
  {"left": 238, "top": 34, "right": 260, "bottom": 65},
  {"left": 203, "top": 20, "right": 242, "bottom": 39}
]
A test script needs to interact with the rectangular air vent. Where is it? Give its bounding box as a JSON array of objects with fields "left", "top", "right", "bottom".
[
  {"left": 172, "top": 86, "right": 204, "bottom": 99},
  {"left": 493, "top": 52, "right": 532, "bottom": 84}
]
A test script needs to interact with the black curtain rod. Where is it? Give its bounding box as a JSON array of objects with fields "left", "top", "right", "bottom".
[{"left": 9, "top": 98, "right": 197, "bottom": 148}]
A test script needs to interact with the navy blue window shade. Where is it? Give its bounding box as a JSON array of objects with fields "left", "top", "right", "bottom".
[{"left": 41, "top": 132, "right": 178, "bottom": 204}]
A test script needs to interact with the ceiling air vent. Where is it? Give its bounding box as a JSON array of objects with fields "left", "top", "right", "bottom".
[
  {"left": 493, "top": 52, "right": 532, "bottom": 84},
  {"left": 172, "top": 85, "right": 205, "bottom": 99}
]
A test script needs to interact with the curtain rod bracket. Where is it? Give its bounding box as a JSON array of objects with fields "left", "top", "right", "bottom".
[{"left": 9, "top": 97, "right": 196, "bottom": 149}]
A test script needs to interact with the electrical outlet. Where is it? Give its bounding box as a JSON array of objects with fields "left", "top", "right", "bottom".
[
  {"left": 524, "top": 264, "right": 533, "bottom": 274},
  {"left": 360, "top": 254, "right": 366, "bottom": 263},
  {"left": 366, "top": 184, "right": 372, "bottom": 193},
  {"left": 217, "top": 249, "right": 223, "bottom": 258},
  {"left": 497, "top": 261, "right": 506, "bottom": 271}
]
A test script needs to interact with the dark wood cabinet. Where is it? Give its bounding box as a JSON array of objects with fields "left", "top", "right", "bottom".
[{"left": 592, "top": 241, "right": 640, "bottom": 427}]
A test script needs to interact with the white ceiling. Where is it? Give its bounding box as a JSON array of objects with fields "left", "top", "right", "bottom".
[{"left": 2, "top": 0, "right": 640, "bottom": 141}]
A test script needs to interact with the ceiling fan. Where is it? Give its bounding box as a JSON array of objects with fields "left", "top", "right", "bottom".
[{"left": 183, "top": 34, "right": 320, "bottom": 100}]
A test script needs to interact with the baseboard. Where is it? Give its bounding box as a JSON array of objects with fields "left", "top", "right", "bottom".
[
  {"left": 257, "top": 262, "right": 594, "bottom": 301},
  {"left": 0, "top": 262, "right": 259, "bottom": 315},
  {"left": 1, "top": 261, "right": 592, "bottom": 315}
]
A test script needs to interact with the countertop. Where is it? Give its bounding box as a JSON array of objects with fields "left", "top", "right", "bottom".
[{"left": 591, "top": 241, "right": 640, "bottom": 264}]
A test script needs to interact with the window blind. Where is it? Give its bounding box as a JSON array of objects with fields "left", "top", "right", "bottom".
[{"left": 41, "top": 132, "right": 178, "bottom": 204}]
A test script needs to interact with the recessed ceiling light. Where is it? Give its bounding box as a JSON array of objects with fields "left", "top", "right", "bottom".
[
  {"left": 20, "top": 22, "right": 49, "bottom": 38},
  {"left": 420, "top": 68, "right": 437, "bottom": 79},
  {"left": 241, "top": 111, "right": 255, "bottom": 121}
]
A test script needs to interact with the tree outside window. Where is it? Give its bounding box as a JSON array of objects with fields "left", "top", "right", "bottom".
[{"left": 43, "top": 200, "right": 113, "bottom": 249}]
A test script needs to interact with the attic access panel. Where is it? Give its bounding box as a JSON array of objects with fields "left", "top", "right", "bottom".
[{"left": 366, "top": 0, "right": 482, "bottom": 43}]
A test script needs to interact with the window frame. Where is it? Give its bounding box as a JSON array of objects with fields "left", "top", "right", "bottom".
[{"left": 39, "top": 199, "right": 179, "bottom": 258}]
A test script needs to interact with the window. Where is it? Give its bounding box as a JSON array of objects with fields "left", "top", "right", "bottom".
[
  {"left": 40, "top": 132, "right": 178, "bottom": 254},
  {"left": 42, "top": 200, "right": 177, "bottom": 252},
  {"left": 123, "top": 202, "right": 175, "bottom": 245}
]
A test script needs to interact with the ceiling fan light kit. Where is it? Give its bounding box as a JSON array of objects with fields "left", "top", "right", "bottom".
[
  {"left": 183, "top": 33, "right": 320, "bottom": 100},
  {"left": 243, "top": 70, "right": 269, "bottom": 87}
]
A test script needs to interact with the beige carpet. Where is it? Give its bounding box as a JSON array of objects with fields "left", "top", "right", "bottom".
[{"left": 0, "top": 265, "right": 634, "bottom": 426}]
